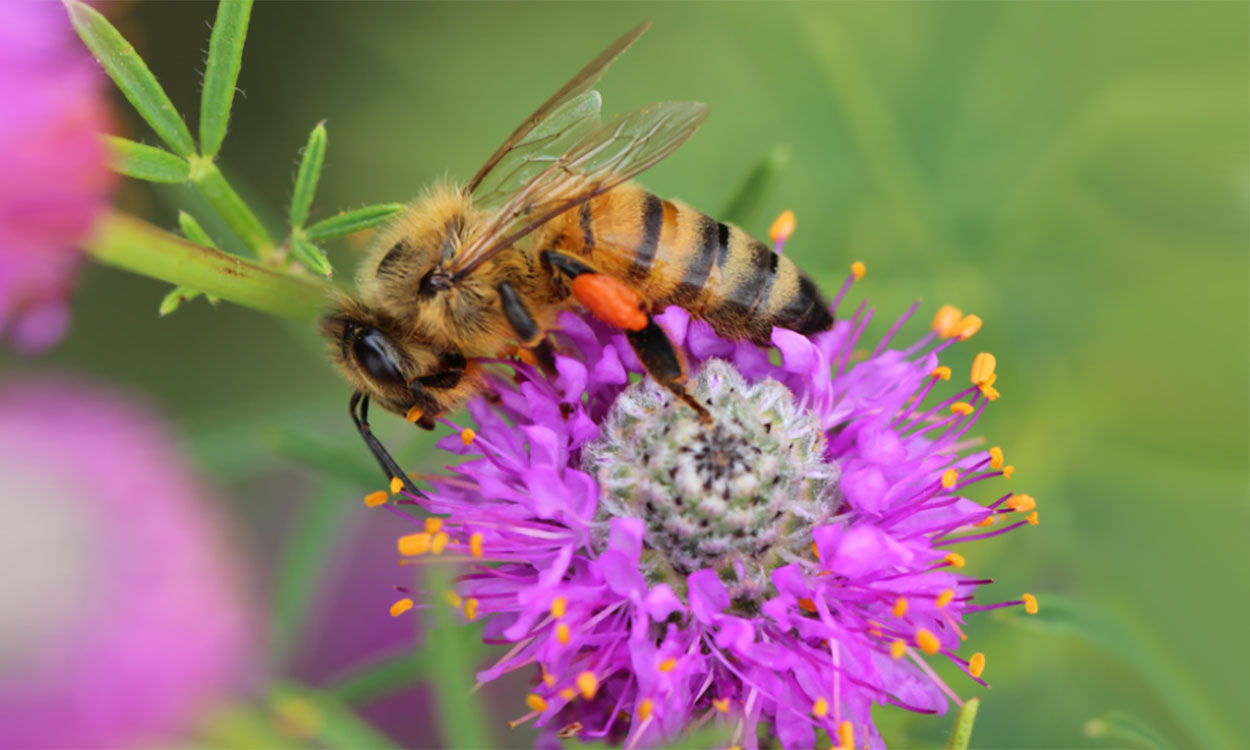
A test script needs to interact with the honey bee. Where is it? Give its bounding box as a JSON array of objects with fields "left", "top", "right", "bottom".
[{"left": 321, "top": 23, "right": 832, "bottom": 492}]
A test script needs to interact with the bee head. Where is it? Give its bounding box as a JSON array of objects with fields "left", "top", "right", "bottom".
[{"left": 321, "top": 295, "right": 472, "bottom": 428}]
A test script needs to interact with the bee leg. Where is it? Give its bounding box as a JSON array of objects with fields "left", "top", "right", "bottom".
[
  {"left": 498, "top": 281, "right": 557, "bottom": 374},
  {"left": 626, "top": 318, "right": 712, "bottom": 424},
  {"left": 540, "top": 250, "right": 710, "bottom": 423},
  {"left": 349, "top": 391, "right": 427, "bottom": 498}
]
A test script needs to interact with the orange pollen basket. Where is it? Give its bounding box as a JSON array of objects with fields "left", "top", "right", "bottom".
[{"left": 571, "top": 274, "right": 647, "bottom": 331}]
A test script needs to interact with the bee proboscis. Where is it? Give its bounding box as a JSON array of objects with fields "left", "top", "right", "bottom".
[{"left": 322, "top": 23, "right": 833, "bottom": 494}]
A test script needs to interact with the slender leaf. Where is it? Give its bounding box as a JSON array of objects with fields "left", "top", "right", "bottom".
[
  {"left": 331, "top": 651, "right": 428, "bottom": 705},
  {"left": 721, "top": 145, "right": 791, "bottom": 227},
  {"left": 945, "top": 696, "right": 979, "bottom": 750},
  {"left": 290, "top": 232, "right": 334, "bottom": 277},
  {"left": 189, "top": 158, "right": 276, "bottom": 258},
  {"left": 84, "top": 210, "right": 327, "bottom": 320},
  {"left": 1083, "top": 709, "right": 1179, "bottom": 750},
  {"left": 66, "top": 0, "right": 196, "bottom": 158},
  {"left": 159, "top": 286, "right": 204, "bottom": 316},
  {"left": 200, "top": 0, "right": 253, "bottom": 158},
  {"left": 305, "top": 204, "right": 405, "bottom": 242},
  {"left": 269, "top": 682, "right": 398, "bottom": 749},
  {"left": 103, "top": 135, "right": 190, "bottom": 183},
  {"left": 178, "top": 210, "right": 219, "bottom": 249},
  {"left": 291, "top": 122, "right": 328, "bottom": 229},
  {"left": 425, "top": 564, "right": 494, "bottom": 750}
]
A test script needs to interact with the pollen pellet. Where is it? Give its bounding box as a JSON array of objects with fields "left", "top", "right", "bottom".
[
  {"left": 932, "top": 305, "right": 964, "bottom": 338},
  {"left": 637, "top": 699, "right": 654, "bottom": 720},
  {"left": 364, "top": 490, "right": 388, "bottom": 507},
  {"left": 526, "top": 694, "right": 548, "bottom": 713},
  {"left": 769, "top": 210, "right": 796, "bottom": 243},
  {"left": 941, "top": 469, "right": 959, "bottom": 489},
  {"left": 398, "top": 532, "right": 432, "bottom": 556},
  {"left": 971, "top": 352, "right": 996, "bottom": 385},
  {"left": 469, "top": 532, "right": 484, "bottom": 557},
  {"left": 463, "top": 597, "right": 479, "bottom": 621},
  {"left": 389, "top": 476, "right": 403, "bottom": 494},
  {"left": 892, "top": 597, "right": 908, "bottom": 617},
  {"left": 424, "top": 517, "right": 443, "bottom": 533},
  {"left": 890, "top": 639, "right": 906, "bottom": 659},
  {"left": 812, "top": 697, "right": 829, "bottom": 717},
  {"left": 950, "top": 401, "right": 974, "bottom": 416},
  {"left": 551, "top": 596, "right": 567, "bottom": 619},
  {"left": 989, "top": 446, "right": 1004, "bottom": 470},
  {"left": 850, "top": 261, "right": 866, "bottom": 281},
  {"left": 576, "top": 671, "right": 599, "bottom": 699},
  {"left": 389, "top": 598, "right": 414, "bottom": 617},
  {"left": 658, "top": 657, "right": 677, "bottom": 673},
  {"left": 460, "top": 428, "right": 476, "bottom": 446},
  {"left": 936, "top": 589, "right": 954, "bottom": 608},
  {"left": 1022, "top": 593, "right": 1038, "bottom": 614},
  {"left": 571, "top": 274, "right": 647, "bottom": 331},
  {"left": 969, "top": 652, "right": 986, "bottom": 678},
  {"left": 915, "top": 628, "right": 940, "bottom": 654},
  {"left": 931, "top": 366, "right": 952, "bottom": 381},
  {"left": 405, "top": 406, "right": 423, "bottom": 423}
]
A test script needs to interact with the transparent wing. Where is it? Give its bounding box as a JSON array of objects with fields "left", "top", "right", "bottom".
[
  {"left": 450, "top": 100, "right": 709, "bottom": 279},
  {"left": 464, "top": 22, "right": 649, "bottom": 197}
]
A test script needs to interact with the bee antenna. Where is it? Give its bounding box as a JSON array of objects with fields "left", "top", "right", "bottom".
[{"left": 349, "top": 391, "right": 428, "bottom": 499}]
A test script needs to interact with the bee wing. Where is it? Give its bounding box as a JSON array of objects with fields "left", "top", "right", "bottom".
[
  {"left": 449, "top": 100, "right": 709, "bottom": 279},
  {"left": 465, "top": 22, "right": 649, "bottom": 198}
]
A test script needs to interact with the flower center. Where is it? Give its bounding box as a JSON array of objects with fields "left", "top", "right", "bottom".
[{"left": 583, "top": 359, "right": 842, "bottom": 610}]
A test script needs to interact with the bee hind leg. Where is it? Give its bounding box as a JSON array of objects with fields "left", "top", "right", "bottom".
[
  {"left": 626, "top": 318, "right": 712, "bottom": 424},
  {"left": 498, "top": 281, "right": 557, "bottom": 374}
]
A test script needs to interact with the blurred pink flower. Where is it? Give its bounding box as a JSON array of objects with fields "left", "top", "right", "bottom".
[
  {"left": 0, "top": 1, "right": 114, "bottom": 353},
  {"left": 0, "top": 378, "right": 255, "bottom": 749}
]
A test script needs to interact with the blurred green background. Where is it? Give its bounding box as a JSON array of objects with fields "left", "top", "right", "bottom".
[{"left": 12, "top": 2, "right": 1248, "bottom": 747}]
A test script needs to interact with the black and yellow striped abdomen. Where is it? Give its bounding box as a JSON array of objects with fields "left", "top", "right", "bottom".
[{"left": 542, "top": 183, "right": 832, "bottom": 343}]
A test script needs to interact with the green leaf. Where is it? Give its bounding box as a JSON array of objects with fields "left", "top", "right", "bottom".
[
  {"left": 425, "top": 564, "right": 495, "bottom": 750},
  {"left": 945, "top": 696, "right": 979, "bottom": 750},
  {"left": 290, "top": 232, "right": 334, "bottom": 277},
  {"left": 199, "top": 0, "right": 253, "bottom": 158},
  {"left": 103, "top": 135, "right": 190, "bottom": 183},
  {"left": 84, "top": 210, "right": 327, "bottom": 321},
  {"left": 177, "top": 210, "right": 219, "bottom": 249},
  {"left": 290, "top": 122, "right": 328, "bottom": 229},
  {"left": 305, "top": 204, "right": 405, "bottom": 242},
  {"left": 158, "top": 285, "right": 203, "bottom": 316},
  {"left": 188, "top": 156, "right": 276, "bottom": 258},
  {"left": 1083, "top": 709, "right": 1179, "bottom": 750},
  {"left": 66, "top": 0, "right": 196, "bottom": 158},
  {"left": 269, "top": 681, "right": 398, "bottom": 749},
  {"left": 721, "top": 145, "right": 791, "bottom": 227}
]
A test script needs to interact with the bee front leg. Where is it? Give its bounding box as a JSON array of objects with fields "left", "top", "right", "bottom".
[
  {"left": 539, "top": 250, "right": 711, "bottom": 423},
  {"left": 498, "top": 281, "right": 556, "bottom": 373}
]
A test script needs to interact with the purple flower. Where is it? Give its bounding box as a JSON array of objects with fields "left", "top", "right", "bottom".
[
  {"left": 381, "top": 263, "right": 1038, "bottom": 748},
  {"left": 0, "top": 377, "right": 255, "bottom": 749},
  {"left": 0, "top": 1, "right": 114, "bottom": 353}
]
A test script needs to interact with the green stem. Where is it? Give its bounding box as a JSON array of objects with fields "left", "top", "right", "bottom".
[
  {"left": 83, "top": 210, "right": 328, "bottom": 321},
  {"left": 189, "top": 155, "right": 277, "bottom": 260}
]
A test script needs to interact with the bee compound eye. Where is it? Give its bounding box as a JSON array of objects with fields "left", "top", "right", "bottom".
[{"left": 353, "top": 329, "right": 405, "bottom": 386}]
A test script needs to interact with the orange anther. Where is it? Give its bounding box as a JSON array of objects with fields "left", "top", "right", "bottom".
[
  {"left": 442, "top": 590, "right": 462, "bottom": 607},
  {"left": 837, "top": 721, "right": 854, "bottom": 750},
  {"left": 405, "top": 406, "right": 423, "bottom": 423},
  {"left": 932, "top": 305, "right": 964, "bottom": 338},
  {"left": 1006, "top": 494, "right": 1036, "bottom": 513},
  {"left": 944, "top": 552, "right": 966, "bottom": 568},
  {"left": 571, "top": 274, "right": 647, "bottom": 331},
  {"left": 892, "top": 597, "right": 908, "bottom": 617},
  {"left": 915, "top": 629, "right": 940, "bottom": 654},
  {"left": 1022, "top": 593, "right": 1038, "bottom": 614},
  {"left": 527, "top": 694, "right": 548, "bottom": 713},
  {"left": 974, "top": 515, "right": 995, "bottom": 527},
  {"left": 364, "top": 490, "right": 388, "bottom": 507},
  {"left": 463, "top": 597, "right": 479, "bottom": 621},
  {"left": 1002, "top": 465, "right": 1015, "bottom": 480},
  {"left": 389, "top": 598, "right": 414, "bottom": 617},
  {"left": 637, "top": 699, "right": 654, "bottom": 720},
  {"left": 556, "top": 623, "right": 571, "bottom": 644},
  {"left": 812, "top": 697, "right": 829, "bottom": 717},
  {"left": 989, "top": 446, "right": 1004, "bottom": 470},
  {"left": 942, "top": 469, "right": 960, "bottom": 489},
  {"left": 850, "top": 261, "right": 866, "bottom": 281},
  {"left": 424, "top": 517, "right": 443, "bottom": 533},
  {"left": 389, "top": 476, "right": 403, "bottom": 494},
  {"left": 950, "top": 401, "right": 974, "bottom": 416},
  {"left": 957, "top": 315, "right": 982, "bottom": 340},
  {"left": 398, "top": 532, "right": 432, "bottom": 556},
  {"left": 936, "top": 589, "right": 954, "bottom": 608},
  {"left": 769, "top": 210, "right": 796, "bottom": 243},
  {"left": 431, "top": 532, "right": 450, "bottom": 554},
  {"left": 971, "top": 353, "right": 996, "bottom": 385},
  {"left": 798, "top": 597, "right": 817, "bottom": 613},
  {"left": 576, "top": 671, "right": 599, "bottom": 699},
  {"left": 460, "top": 428, "right": 476, "bottom": 446},
  {"left": 931, "top": 365, "right": 952, "bottom": 381},
  {"left": 559, "top": 687, "right": 577, "bottom": 701},
  {"left": 551, "top": 597, "right": 567, "bottom": 619},
  {"left": 658, "top": 658, "right": 677, "bottom": 673},
  {"left": 469, "top": 533, "right": 484, "bottom": 557},
  {"left": 1026, "top": 511, "right": 1039, "bottom": 525},
  {"left": 890, "top": 639, "right": 906, "bottom": 659},
  {"left": 969, "top": 652, "right": 986, "bottom": 678}
]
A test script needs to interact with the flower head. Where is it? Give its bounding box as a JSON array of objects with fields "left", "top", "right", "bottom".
[
  {"left": 0, "top": 1, "right": 114, "bottom": 353},
  {"left": 0, "top": 377, "right": 254, "bottom": 748},
  {"left": 379, "top": 259, "right": 1036, "bottom": 748}
]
